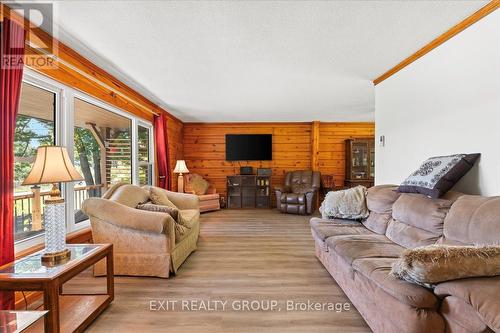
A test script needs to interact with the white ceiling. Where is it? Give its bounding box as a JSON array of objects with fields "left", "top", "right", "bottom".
[{"left": 42, "top": 1, "right": 487, "bottom": 122}]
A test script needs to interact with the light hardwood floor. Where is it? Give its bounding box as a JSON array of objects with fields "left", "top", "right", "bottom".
[{"left": 67, "top": 209, "right": 370, "bottom": 332}]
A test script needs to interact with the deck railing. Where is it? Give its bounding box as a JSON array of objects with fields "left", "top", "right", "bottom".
[{"left": 13, "top": 184, "right": 104, "bottom": 241}]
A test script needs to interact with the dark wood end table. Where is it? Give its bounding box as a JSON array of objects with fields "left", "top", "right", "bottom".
[{"left": 0, "top": 244, "right": 114, "bottom": 333}]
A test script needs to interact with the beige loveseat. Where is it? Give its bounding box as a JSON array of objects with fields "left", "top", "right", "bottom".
[
  {"left": 82, "top": 184, "right": 200, "bottom": 278},
  {"left": 311, "top": 185, "right": 500, "bottom": 333}
]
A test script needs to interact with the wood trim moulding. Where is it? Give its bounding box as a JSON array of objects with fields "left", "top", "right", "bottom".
[
  {"left": 183, "top": 121, "right": 375, "bottom": 126},
  {"left": 373, "top": 0, "right": 499, "bottom": 85},
  {"left": 184, "top": 122, "right": 314, "bottom": 126},
  {"left": 311, "top": 121, "right": 320, "bottom": 171},
  {"left": 0, "top": 3, "right": 181, "bottom": 123}
]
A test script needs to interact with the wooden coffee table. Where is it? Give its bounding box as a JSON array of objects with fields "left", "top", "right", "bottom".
[{"left": 0, "top": 244, "right": 113, "bottom": 333}]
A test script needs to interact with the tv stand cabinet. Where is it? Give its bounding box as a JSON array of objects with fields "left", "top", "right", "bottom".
[{"left": 227, "top": 175, "right": 271, "bottom": 209}]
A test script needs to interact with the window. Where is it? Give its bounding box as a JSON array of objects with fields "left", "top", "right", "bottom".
[
  {"left": 13, "top": 82, "right": 56, "bottom": 241},
  {"left": 73, "top": 98, "right": 132, "bottom": 221},
  {"left": 138, "top": 125, "right": 153, "bottom": 186},
  {"left": 14, "top": 69, "right": 154, "bottom": 251}
]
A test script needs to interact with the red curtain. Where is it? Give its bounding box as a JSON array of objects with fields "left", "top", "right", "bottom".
[
  {"left": 154, "top": 113, "right": 172, "bottom": 190},
  {"left": 0, "top": 18, "right": 25, "bottom": 310}
]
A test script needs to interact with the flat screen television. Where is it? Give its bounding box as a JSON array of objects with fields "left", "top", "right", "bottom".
[{"left": 225, "top": 134, "right": 272, "bottom": 161}]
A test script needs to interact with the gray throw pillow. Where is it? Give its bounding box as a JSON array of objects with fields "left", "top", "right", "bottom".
[{"left": 397, "top": 153, "right": 480, "bottom": 198}]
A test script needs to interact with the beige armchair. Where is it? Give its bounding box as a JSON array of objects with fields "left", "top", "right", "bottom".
[{"left": 82, "top": 184, "right": 200, "bottom": 278}]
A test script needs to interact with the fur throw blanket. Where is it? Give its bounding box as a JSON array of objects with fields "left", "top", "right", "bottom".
[
  {"left": 319, "top": 185, "right": 369, "bottom": 220},
  {"left": 391, "top": 245, "right": 500, "bottom": 288}
]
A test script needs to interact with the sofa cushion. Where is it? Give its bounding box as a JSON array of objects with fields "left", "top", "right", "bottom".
[
  {"left": 397, "top": 153, "right": 480, "bottom": 198},
  {"left": 282, "top": 193, "right": 305, "bottom": 204},
  {"left": 352, "top": 258, "right": 438, "bottom": 309},
  {"left": 386, "top": 193, "right": 454, "bottom": 248},
  {"left": 310, "top": 217, "right": 371, "bottom": 242},
  {"left": 366, "top": 185, "right": 400, "bottom": 213},
  {"left": 178, "top": 209, "right": 200, "bottom": 229},
  {"left": 441, "top": 195, "right": 500, "bottom": 246},
  {"left": 440, "top": 296, "right": 492, "bottom": 333},
  {"left": 386, "top": 219, "right": 442, "bottom": 249},
  {"left": 326, "top": 234, "right": 404, "bottom": 265},
  {"left": 434, "top": 277, "right": 500, "bottom": 332}
]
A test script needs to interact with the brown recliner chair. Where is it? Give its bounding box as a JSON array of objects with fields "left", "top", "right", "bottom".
[{"left": 275, "top": 170, "right": 321, "bottom": 215}]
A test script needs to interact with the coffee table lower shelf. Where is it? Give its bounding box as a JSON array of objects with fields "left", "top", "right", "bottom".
[{"left": 26, "top": 294, "right": 111, "bottom": 333}]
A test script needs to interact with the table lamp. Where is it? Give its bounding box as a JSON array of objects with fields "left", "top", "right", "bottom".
[
  {"left": 173, "top": 160, "right": 189, "bottom": 192},
  {"left": 22, "top": 146, "right": 84, "bottom": 263}
]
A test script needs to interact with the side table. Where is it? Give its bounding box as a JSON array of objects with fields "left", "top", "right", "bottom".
[{"left": 0, "top": 244, "right": 113, "bottom": 333}]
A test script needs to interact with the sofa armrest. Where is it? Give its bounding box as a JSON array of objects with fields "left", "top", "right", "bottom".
[
  {"left": 434, "top": 276, "right": 500, "bottom": 331},
  {"left": 165, "top": 191, "right": 200, "bottom": 210},
  {"left": 82, "top": 198, "right": 174, "bottom": 235}
]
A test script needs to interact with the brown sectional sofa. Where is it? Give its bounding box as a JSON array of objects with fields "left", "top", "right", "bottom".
[{"left": 311, "top": 185, "right": 500, "bottom": 333}]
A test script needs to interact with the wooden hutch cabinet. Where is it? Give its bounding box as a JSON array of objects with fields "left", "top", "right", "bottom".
[
  {"left": 227, "top": 175, "right": 271, "bottom": 209},
  {"left": 344, "top": 138, "right": 375, "bottom": 188}
]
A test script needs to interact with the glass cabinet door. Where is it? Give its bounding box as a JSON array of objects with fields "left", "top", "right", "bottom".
[
  {"left": 351, "top": 142, "right": 369, "bottom": 180},
  {"left": 369, "top": 148, "right": 375, "bottom": 178}
]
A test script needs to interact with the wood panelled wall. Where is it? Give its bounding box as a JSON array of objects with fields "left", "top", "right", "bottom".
[
  {"left": 317, "top": 123, "right": 375, "bottom": 182},
  {"left": 183, "top": 122, "right": 374, "bottom": 206}
]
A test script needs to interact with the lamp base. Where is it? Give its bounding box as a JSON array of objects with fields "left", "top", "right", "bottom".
[
  {"left": 177, "top": 173, "right": 184, "bottom": 193},
  {"left": 41, "top": 248, "right": 71, "bottom": 265}
]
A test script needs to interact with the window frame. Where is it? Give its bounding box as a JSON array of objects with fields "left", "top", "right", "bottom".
[
  {"left": 136, "top": 121, "right": 155, "bottom": 186},
  {"left": 14, "top": 71, "right": 64, "bottom": 252},
  {"left": 15, "top": 68, "right": 155, "bottom": 253}
]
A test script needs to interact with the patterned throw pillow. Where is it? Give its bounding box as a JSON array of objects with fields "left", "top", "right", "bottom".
[
  {"left": 149, "top": 187, "right": 178, "bottom": 209},
  {"left": 397, "top": 153, "right": 480, "bottom": 198},
  {"left": 136, "top": 202, "right": 179, "bottom": 221}
]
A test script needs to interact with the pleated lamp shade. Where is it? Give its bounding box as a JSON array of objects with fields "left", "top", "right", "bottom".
[
  {"left": 22, "top": 146, "right": 83, "bottom": 185},
  {"left": 173, "top": 160, "right": 189, "bottom": 174}
]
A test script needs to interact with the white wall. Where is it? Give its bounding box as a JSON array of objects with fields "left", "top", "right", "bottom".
[{"left": 375, "top": 10, "right": 500, "bottom": 196}]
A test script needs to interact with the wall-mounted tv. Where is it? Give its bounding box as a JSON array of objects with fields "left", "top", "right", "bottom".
[{"left": 225, "top": 134, "right": 272, "bottom": 161}]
